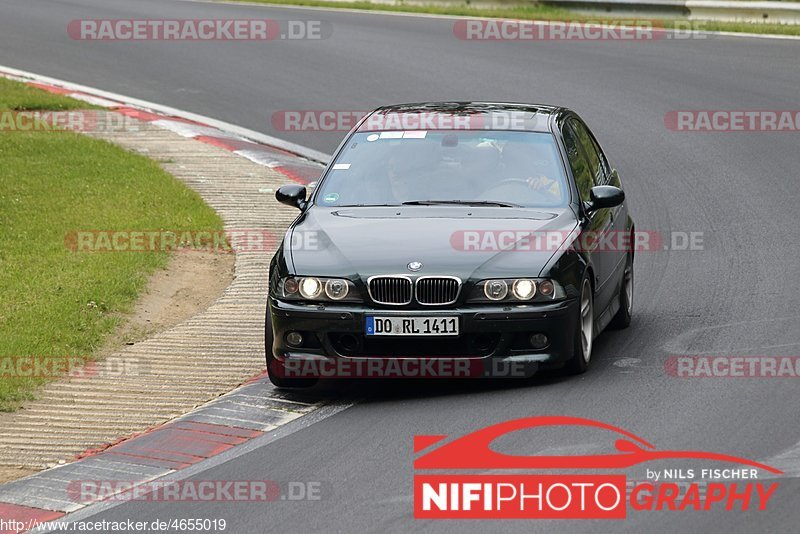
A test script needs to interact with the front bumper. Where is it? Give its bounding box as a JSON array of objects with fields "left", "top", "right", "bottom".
[{"left": 268, "top": 297, "right": 580, "bottom": 377}]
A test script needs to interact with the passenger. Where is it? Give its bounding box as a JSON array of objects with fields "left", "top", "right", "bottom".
[
  {"left": 385, "top": 142, "right": 441, "bottom": 202},
  {"left": 338, "top": 146, "right": 431, "bottom": 205},
  {"left": 459, "top": 141, "right": 502, "bottom": 196},
  {"left": 386, "top": 154, "right": 417, "bottom": 203}
]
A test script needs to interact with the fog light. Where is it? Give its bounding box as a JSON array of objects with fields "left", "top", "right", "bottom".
[
  {"left": 529, "top": 333, "right": 549, "bottom": 350},
  {"left": 286, "top": 331, "right": 304, "bottom": 347}
]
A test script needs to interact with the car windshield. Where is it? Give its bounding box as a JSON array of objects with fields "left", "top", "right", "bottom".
[{"left": 314, "top": 130, "right": 568, "bottom": 208}]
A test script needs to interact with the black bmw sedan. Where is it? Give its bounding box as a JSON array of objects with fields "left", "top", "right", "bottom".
[{"left": 266, "top": 102, "right": 634, "bottom": 387}]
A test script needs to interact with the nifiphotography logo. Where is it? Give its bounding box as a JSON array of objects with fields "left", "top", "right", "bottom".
[{"left": 413, "top": 416, "right": 781, "bottom": 519}]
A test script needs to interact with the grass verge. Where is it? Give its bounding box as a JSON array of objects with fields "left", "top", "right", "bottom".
[
  {"left": 0, "top": 77, "right": 224, "bottom": 411},
  {"left": 230, "top": 0, "right": 800, "bottom": 37}
]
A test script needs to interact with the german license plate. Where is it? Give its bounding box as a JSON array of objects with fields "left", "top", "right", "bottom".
[{"left": 365, "top": 316, "right": 459, "bottom": 336}]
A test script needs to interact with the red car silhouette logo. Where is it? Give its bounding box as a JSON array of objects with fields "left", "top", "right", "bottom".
[{"left": 414, "top": 416, "right": 782, "bottom": 473}]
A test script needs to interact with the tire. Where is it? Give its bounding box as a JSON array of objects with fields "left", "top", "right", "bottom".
[
  {"left": 265, "top": 303, "right": 318, "bottom": 389},
  {"left": 609, "top": 252, "right": 633, "bottom": 330},
  {"left": 564, "top": 274, "right": 594, "bottom": 375}
]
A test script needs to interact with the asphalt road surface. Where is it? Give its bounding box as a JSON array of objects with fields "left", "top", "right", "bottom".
[{"left": 1, "top": 0, "right": 799, "bottom": 531}]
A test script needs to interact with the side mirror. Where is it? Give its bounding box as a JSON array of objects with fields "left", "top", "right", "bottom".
[
  {"left": 587, "top": 185, "right": 624, "bottom": 212},
  {"left": 276, "top": 184, "right": 307, "bottom": 210}
]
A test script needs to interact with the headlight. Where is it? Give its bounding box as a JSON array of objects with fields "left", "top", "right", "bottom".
[
  {"left": 324, "top": 278, "right": 349, "bottom": 300},
  {"left": 512, "top": 279, "right": 536, "bottom": 300},
  {"left": 470, "top": 279, "right": 565, "bottom": 303},
  {"left": 299, "top": 277, "right": 322, "bottom": 299},
  {"left": 279, "top": 277, "right": 357, "bottom": 302},
  {"left": 484, "top": 280, "right": 508, "bottom": 301}
]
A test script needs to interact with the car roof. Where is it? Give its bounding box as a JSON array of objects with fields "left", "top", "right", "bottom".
[{"left": 356, "top": 102, "right": 565, "bottom": 134}]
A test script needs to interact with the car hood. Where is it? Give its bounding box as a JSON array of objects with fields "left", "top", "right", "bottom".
[{"left": 287, "top": 206, "right": 578, "bottom": 281}]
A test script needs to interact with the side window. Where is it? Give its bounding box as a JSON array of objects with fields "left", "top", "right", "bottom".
[
  {"left": 569, "top": 118, "right": 608, "bottom": 185},
  {"left": 562, "top": 122, "right": 593, "bottom": 202}
]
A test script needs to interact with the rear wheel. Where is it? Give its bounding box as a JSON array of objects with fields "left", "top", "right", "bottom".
[
  {"left": 564, "top": 275, "right": 594, "bottom": 375},
  {"left": 265, "top": 304, "right": 317, "bottom": 388},
  {"left": 609, "top": 252, "right": 633, "bottom": 330}
]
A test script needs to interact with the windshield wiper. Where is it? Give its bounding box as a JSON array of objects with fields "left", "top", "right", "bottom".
[
  {"left": 334, "top": 203, "right": 402, "bottom": 207},
  {"left": 401, "top": 200, "right": 521, "bottom": 208}
]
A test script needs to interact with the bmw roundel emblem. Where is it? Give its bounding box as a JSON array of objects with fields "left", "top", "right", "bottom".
[{"left": 407, "top": 261, "right": 423, "bottom": 272}]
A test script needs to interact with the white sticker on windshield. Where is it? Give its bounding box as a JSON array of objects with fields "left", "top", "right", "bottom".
[
  {"left": 379, "top": 131, "right": 403, "bottom": 139},
  {"left": 402, "top": 131, "right": 427, "bottom": 139},
  {"left": 366, "top": 134, "right": 380, "bottom": 142},
  {"left": 332, "top": 163, "right": 351, "bottom": 170}
]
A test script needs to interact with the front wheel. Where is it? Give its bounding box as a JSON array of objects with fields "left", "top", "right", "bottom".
[
  {"left": 564, "top": 275, "right": 594, "bottom": 375},
  {"left": 265, "top": 303, "right": 317, "bottom": 389}
]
